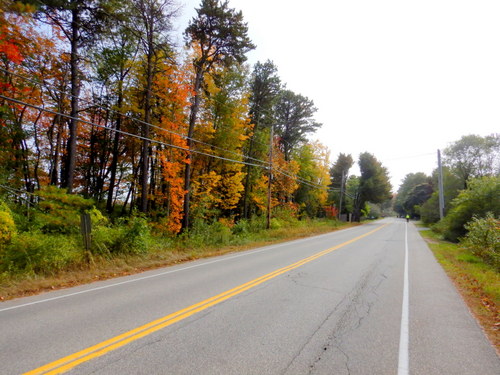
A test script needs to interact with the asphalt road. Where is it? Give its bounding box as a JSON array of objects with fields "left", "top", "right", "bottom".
[{"left": 1, "top": 218, "right": 498, "bottom": 374}]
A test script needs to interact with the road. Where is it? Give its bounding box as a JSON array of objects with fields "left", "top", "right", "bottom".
[{"left": 1, "top": 218, "right": 498, "bottom": 374}]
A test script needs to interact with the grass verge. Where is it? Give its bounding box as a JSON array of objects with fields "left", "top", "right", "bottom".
[
  {"left": 419, "top": 228, "right": 499, "bottom": 352},
  {"left": 0, "top": 220, "right": 357, "bottom": 301}
]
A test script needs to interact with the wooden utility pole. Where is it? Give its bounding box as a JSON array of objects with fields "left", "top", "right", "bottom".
[
  {"left": 266, "top": 126, "right": 273, "bottom": 229},
  {"left": 437, "top": 149, "right": 445, "bottom": 219},
  {"left": 338, "top": 170, "right": 346, "bottom": 220}
]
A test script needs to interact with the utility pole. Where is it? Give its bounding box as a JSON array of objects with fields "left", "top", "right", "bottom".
[
  {"left": 338, "top": 170, "right": 346, "bottom": 220},
  {"left": 437, "top": 149, "right": 445, "bottom": 219},
  {"left": 266, "top": 126, "right": 273, "bottom": 229}
]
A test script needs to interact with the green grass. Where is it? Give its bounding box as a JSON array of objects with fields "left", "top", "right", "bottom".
[{"left": 419, "top": 229, "right": 499, "bottom": 350}]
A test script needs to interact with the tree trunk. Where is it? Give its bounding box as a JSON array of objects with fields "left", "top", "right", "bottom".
[
  {"left": 107, "top": 86, "right": 124, "bottom": 213},
  {"left": 139, "top": 37, "right": 154, "bottom": 212},
  {"left": 242, "top": 129, "right": 256, "bottom": 219},
  {"left": 62, "top": 6, "right": 80, "bottom": 193},
  {"left": 181, "top": 67, "right": 203, "bottom": 230}
]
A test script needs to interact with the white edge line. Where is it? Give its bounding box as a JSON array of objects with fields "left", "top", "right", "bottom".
[
  {"left": 0, "top": 224, "right": 362, "bottom": 313},
  {"left": 398, "top": 221, "right": 410, "bottom": 375}
]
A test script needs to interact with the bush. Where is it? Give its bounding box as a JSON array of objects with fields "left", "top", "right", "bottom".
[
  {"left": 439, "top": 177, "right": 500, "bottom": 242},
  {"left": 36, "top": 186, "right": 95, "bottom": 234},
  {"left": 2, "top": 232, "right": 81, "bottom": 275},
  {"left": 461, "top": 213, "right": 499, "bottom": 270},
  {"left": 0, "top": 200, "right": 16, "bottom": 248},
  {"left": 420, "top": 193, "right": 441, "bottom": 225},
  {"left": 232, "top": 218, "right": 250, "bottom": 235},
  {"left": 183, "top": 219, "right": 233, "bottom": 248},
  {"left": 92, "top": 216, "right": 150, "bottom": 255}
]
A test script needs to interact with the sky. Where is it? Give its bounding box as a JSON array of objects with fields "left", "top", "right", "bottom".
[{"left": 175, "top": 0, "right": 500, "bottom": 191}]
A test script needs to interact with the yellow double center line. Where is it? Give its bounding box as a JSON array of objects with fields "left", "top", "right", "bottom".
[{"left": 25, "top": 224, "right": 386, "bottom": 375}]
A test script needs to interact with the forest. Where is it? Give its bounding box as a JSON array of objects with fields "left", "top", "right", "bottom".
[
  {"left": 0, "top": 0, "right": 332, "bottom": 229},
  {"left": 0, "top": 0, "right": 394, "bottom": 281},
  {"left": 1, "top": 1, "right": 498, "bottom": 293}
]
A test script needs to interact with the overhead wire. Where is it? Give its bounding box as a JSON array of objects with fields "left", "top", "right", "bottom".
[
  {"left": 0, "top": 94, "right": 267, "bottom": 169},
  {"left": 1, "top": 67, "right": 331, "bottom": 190},
  {"left": 0, "top": 67, "right": 271, "bottom": 167},
  {"left": 1, "top": 92, "right": 338, "bottom": 194},
  {"left": 1, "top": 4, "right": 331, "bottom": 193}
]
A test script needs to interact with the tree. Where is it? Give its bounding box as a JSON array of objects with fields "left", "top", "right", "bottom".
[
  {"left": 274, "top": 89, "right": 321, "bottom": 161},
  {"left": 189, "top": 64, "right": 251, "bottom": 223},
  {"left": 420, "top": 166, "right": 463, "bottom": 224},
  {"left": 329, "top": 153, "right": 354, "bottom": 216},
  {"left": 35, "top": 0, "right": 115, "bottom": 193},
  {"left": 404, "top": 182, "right": 433, "bottom": 218},
  {"left": 91, "top": 22, "right": 138, "bottom": 212},
  {"left": 438, "top": 176, "right": 500, "bottom": 242},
  {"left": 1, "top": 2, "right": 63, "bottom": 192},
  {"left": 294, "top": 141, "right": 330, "bottom": 217},
  {"left": 129, "top": 0, "right": 177, "bottom": 212},
  {"left": 394, "top": 172, "right": 431, "bottom": 217},
  {"left": 354, "top": 152, "right": 392, "bottom": 221},
  {"left": 241, "top": 60, "right": 281, "bottom": 218},
  {"left": 183, "top": 0, "right": 254, "bottom": 229},
  {"left": 444, "top": 133, "right": 500, "bottom": 189}
]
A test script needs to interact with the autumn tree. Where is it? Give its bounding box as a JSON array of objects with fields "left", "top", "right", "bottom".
[
  {"left": 189, "top": 64, "right": 251, "bottom": 223},
  {"left": 252, "top": 139, "right": 300, "bottom": 217},
  {"left": 35, "top": 0, "right": 116, "bottom": 193},
  {"left": 0, "top": 2, "right": 61, "bottom": 192},
  {"left": 89, "top": 16, "right": 139, "bottom": 212},
  {"left": 294, "top": 141, "right": 330, "bottom": 217},
  {"left": 149, "top": 60, "right": 190, "bottom": 233},
  {"left": 183, "top": 0, "right": 254, "bottom": 229},
  {"left": 128, "top": 0, "right": 178, "bottom": 212},
  {"left": 241, "top": 60, "right": 281, "bottom": 218}
]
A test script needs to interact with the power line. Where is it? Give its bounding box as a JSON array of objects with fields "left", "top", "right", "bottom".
[
  {"left": 0, "top": 67, "right": 270, "bottom": 167},
  {"left": 1, "top": 93, "right": 337, "bottom": 194},
  {"left": 0, "top": 94, "right": 267, "bottom": 169},
  {"left": 7, "top": 3, "right": 323, "bottom": 164}
]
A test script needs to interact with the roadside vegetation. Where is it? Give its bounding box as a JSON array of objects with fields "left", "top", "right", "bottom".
[
  {"left": 0, "top": 187, "right": 354, "bottom": 300},
  {"left": 420, "top": 229, "right": 499, "bottom": 351},
  {"left": 396, "top": 134, "right": 499, "bottom": 349},
  {"left": 1, "top": 2, "right": 395, "bottom": 299}
]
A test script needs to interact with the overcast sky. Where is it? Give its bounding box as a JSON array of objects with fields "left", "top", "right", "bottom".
[{"left": 176, "top": 0, "right": 500, "bottom": 191}]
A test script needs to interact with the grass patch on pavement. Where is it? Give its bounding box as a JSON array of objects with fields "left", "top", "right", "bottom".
[{"left": 419, "top": 229, "right": 500, "bottom": 352}]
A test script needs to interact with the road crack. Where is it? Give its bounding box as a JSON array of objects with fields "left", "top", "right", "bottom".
[{"left": 284, "top": 256, "right": 388, "bottom": 374}]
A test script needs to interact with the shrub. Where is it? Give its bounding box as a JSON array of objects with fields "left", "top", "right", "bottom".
[
  {"left": 2, "top": 232, "right": 81, "bottom": 275},
  {"left": 420, "top": 193, "right": 441, "bottom": 225},
  {"left": 439, "top": 177, "right": 500, "bottom": 242},
  {"left": 36, "top": 186, "right": 95, "bottom": 234},
  {"left": 461, "top": 213, "right": 499, "bottom": 270},
  {"left": 183, "top": 219, "right": 232, "bottom": 248},
  {"left": 0, "top": 201, "right": 16, "bottom": 248},
  {"left": 92, "top": 216, "right": 150, "bottom": 255}
]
